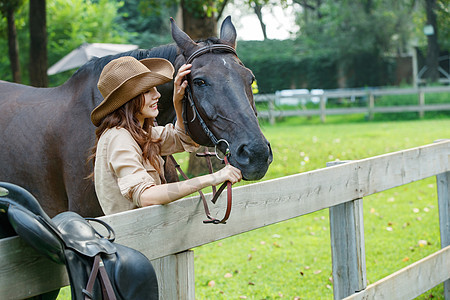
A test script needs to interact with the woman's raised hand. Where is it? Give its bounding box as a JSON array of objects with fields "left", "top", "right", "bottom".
[{"left": 173, "top": 64, "right": 192, "bottom": 104}]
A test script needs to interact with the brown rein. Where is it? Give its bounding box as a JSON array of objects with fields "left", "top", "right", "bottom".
[{"left": 168, "top": 151, "right": 232, "bottom": 224}]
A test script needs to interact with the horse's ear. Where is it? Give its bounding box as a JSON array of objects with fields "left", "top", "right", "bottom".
[
  {"left": 171, "top": 17, "right": 198, "bottom": 56},
  {"left": 219, "top": 16, "right": 237, "bottom": 49}
]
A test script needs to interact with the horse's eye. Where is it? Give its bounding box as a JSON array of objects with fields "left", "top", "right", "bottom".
[{"left": 193, "top": 79, "right": 207, "bottom": 87}]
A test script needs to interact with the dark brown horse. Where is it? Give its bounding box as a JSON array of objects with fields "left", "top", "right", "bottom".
[{"left": 0, "top": 17, "right": 272, "bottom": 218}]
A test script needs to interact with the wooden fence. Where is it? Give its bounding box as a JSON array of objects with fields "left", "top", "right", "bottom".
[
  {"left": 255, "top": 86, "right": 450, "bottom": 124},
  {"left": 0, "top": 140, "right": 449, "bottom": 299}
]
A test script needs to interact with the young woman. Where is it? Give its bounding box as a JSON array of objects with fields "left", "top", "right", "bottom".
[{"left": 90, "top": 56, "right": 242, "bottom": 215}]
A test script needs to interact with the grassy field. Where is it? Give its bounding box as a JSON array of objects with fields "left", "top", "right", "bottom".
[
  {"left": 56, "top": 116, "right": 449, "bottom": 299},
  {"left": 191, "top": 117, "right": 449, "bottom": 299}
]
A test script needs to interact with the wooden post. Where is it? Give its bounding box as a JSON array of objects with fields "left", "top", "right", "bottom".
[
  {"left": 151, "top": 251, "right": 195, "bottom": 300},
  {"left": 269, "top": 96, "right": 275, "bottom": 125},
  {"left": 368, "top": 92, "right": 374, "bottom": 121},
  {"left": 328, "top": 161, "right": 367, "bottom": 299},
  {"left": 419, "top": 90, "right": 425, "bottom": 119},
  {"left": 320, "top": 95, "right": 326, "bottom": 123},
  {"left": 437, "top": 170, "right": 450, "bottom": 299}
]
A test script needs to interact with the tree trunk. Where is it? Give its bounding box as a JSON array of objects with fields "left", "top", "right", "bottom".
[
  {"left": 253, "top": 3, "right": 268, "bottom": 40},
  {"left": 29, "top": 0, "right": 48, "bottom": 87},
  {"left": 181, "top": 0, "right": 216, "bottom": 40},
  {"left": 6, "top": 7, "right": 21, "bottom": 83},
  {"left": 425, "top": 0, "right": 439, "bottom": 82}
]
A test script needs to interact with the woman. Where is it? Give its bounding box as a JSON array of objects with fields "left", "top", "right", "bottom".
[{"left": 90, "top": 56, "right": 242, "bottom": 215}]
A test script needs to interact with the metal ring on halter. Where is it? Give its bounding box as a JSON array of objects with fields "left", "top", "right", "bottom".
[{"left": 214, "top": 139, "right": 230, "bottom": 161}]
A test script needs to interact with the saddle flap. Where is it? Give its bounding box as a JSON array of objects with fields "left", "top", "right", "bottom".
[
  {"left": 52, "top": 212, "right": 116, "bottom": 257},
  {"left": 0, "top": 182, "right": 65, "bottom": 264},
  {"left": 7, "top": 205, "right": 65, "bottom": 264}
]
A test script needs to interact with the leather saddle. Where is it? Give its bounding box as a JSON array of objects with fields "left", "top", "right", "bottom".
[{"left": 0, "top": 182, "right": 158, "bottom": 300}]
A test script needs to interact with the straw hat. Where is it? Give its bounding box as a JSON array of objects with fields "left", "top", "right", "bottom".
[{"left": 91, "top": 56, "right": 174, "bottom": 126}]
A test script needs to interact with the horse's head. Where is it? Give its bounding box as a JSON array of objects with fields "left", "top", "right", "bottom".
[{"left": 171, "top": 16, "right": 272, "bottom": 181}]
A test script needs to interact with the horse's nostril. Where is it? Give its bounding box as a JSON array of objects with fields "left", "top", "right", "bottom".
[
  {"left": 235, "top": 144, "right": 250, "bottom": 165},
  {"left": 267, "top": 142, "right": 273, "bottom": 164}
]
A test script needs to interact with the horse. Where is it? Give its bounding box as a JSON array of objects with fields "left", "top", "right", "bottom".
[{"left": 0, "top": 16, "right": 273, "bottom": 219}]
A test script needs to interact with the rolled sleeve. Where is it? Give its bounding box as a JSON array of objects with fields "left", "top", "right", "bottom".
[{"left": 154, "top": 123, "right": 199, "bottom": 156}]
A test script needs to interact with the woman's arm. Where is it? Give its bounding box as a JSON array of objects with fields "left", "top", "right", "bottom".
[
  {"left": 139, "top": 164, "right": 242, "bottom": 206},
  {"left": 173, "top": 64, "right": 192, "bottom": 131}
]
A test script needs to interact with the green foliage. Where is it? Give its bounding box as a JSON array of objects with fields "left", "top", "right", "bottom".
[
  {"left": 437, "top": 0, "right": 450, "bottom": 49},
  {"left": 0, "top": 1, "right": 27, "bottom": 83},
  {"left": 237, "top": 39, "right": 398, "bottom": 92},
  {"left": 0, "top": 0, "right": 25, "bottom": 15},
  {"left": 46, "top": 0, "right": 130, "bottom": 86},
  {"left": 0, "top": 0, "right": 131, "bottom": 85},
  {"left": 293, "top": 0, "right": 415, "bottom": 89},
  {"left": 117, "top": 0, "right": 175, "bottom": 49}
]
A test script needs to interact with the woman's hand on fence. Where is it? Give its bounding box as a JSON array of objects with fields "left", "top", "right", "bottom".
[{"left": 212, "top": 164, "right": 243, "bottom": 185}]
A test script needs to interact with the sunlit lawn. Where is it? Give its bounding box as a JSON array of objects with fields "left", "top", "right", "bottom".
[
  {"left": 192, "top": 116, "right": 449, "bottom": 299},
  {"left": 57, "top": 116, "right": 449, "bottom": 299}
]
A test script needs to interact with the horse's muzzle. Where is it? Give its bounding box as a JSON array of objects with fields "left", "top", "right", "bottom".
[{"left": 232, "top": 140, "right": 272, "bottom": 181}]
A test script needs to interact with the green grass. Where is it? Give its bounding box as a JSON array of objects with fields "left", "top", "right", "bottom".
[
  {"left": 193, "top": 118, "right": 449, "bottom": 299},
  {"left": 57, "top": 118, "right": 449, "bottom": 299}
]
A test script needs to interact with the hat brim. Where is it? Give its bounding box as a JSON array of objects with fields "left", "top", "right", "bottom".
[{"left": 91, "top": 58, "right": 174, "bottom": 127}]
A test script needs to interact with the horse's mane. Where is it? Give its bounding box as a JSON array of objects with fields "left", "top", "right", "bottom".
[
  {"left": 70, "top": 37, "right": 225, "bottom": 80},
  {"left": 71, "top": 43, "right": 179, "bottom": 79}
]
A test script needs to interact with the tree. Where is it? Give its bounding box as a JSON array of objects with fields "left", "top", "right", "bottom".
[
  {"left": 142, "top": 0, "right": 232, "bottom": 38},
  {"left": 294, "top": 0, "right": 417, "bottom": 88},
  {"left": 46, "top": 0, "right": 131, "bottom": 86},
  {"left": 29, "top": 0, "right": 48, "bottom": 87},
  {"left": 118, "top": 0, "right": 176, "bottom": 48},
  {"left": 0, "top": 0, "right": 24, "bottom": 83},
  {"left": 424, "top": 0, "right": 440, "bottom": 82}
]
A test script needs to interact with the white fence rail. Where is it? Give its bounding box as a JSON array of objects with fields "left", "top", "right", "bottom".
[
  {"left": 255, "top": 86, "right": 450, "bottom": 124},
  {"left": 0, "top": 140, "right": 449, "bottom": 299}
]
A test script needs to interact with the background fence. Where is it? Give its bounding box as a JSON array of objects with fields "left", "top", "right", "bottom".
[
  {"left": 0, "top": 140, "right": 449, "bottom": 299},
  {"left": 255, "top": 86, "right": 450, "bottom": 124}
]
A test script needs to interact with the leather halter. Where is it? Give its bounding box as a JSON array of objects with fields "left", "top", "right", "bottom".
[
  {"left": 185, "top": 44, "right": 237, "bottom": 64},
  {"left": 176, "top": 44, "right": 238, "bottom": 224},
  {"left": 182, "top": 43, "right": 238, "bottom": 147}
]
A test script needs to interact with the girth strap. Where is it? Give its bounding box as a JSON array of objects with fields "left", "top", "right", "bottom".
[{"left": 83, "top": 254, "right": 117, "bottom": 300}]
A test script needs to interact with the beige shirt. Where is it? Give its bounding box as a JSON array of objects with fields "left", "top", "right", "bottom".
[{"left": 94, "top": 123, "right": 199, "bottom": 215}]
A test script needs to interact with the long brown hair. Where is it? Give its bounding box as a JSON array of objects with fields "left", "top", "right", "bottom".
[{"left": 88, "top": 93, "right": 163, "bottom": 180}]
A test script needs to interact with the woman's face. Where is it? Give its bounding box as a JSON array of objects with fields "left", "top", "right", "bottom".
[{"left": 138, "top": 87, "right": 161, "bottom": 123}]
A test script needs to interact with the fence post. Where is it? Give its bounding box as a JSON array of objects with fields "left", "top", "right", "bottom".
[
  {"left": 419, "top": 89, "right": 425, "bottom": 119},
  {"left": 269, "top": 96, "right": 275, "bottom": 125},
  {"left": 320, "top": 95, "right": 326, "bottom": 123},
  {"left": 328, "top": 161, "right": 367, "bottom": 299},
  {"left": 151, "top": 251, "right": 195, "bottom": 300},
  {"left": 368, "top": 92, "right": 374, "bottom": 121},
  {"left": 437, "top": 169, "right": 450, "bottom": 299}
]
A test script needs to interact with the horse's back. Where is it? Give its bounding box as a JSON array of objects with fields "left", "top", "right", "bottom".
[{"left": 0, "top": 80, "right": 102, "bottom": 217}]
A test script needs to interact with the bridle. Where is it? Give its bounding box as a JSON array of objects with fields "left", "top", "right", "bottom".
[
  {"left": 182, "top": 44, "right": 238, "bottom": 147},
  {"left": 172, "top": 43, "right": 239, "bottom": 224}
]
